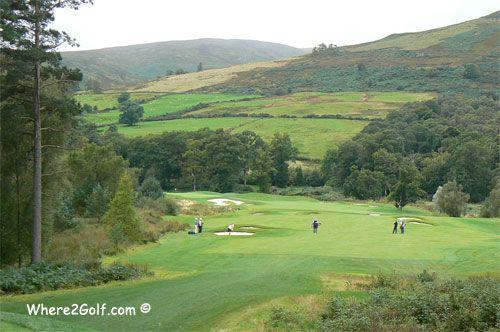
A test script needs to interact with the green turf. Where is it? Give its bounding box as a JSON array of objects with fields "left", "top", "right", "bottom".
[
  {"left": 1, "top": 192, "right": 498, "bottom": 331},
  {"left": 83, "top": 93, "right": 256, "bottom": 125},
  {"left": 188, "top": 92, "right": 434, "bottom": 118},
  {"left": 108, "top": 117, "right": 367, "bottom": 160}
]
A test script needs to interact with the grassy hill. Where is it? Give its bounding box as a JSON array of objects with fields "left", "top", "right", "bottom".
[
  {"left": 84, "top": 91, "right": 431, "bottom": 159},
  {"left": 183, "top": 12, "right": 498, "bottom": 95},
  {"left": 62, "top": 38, "right": 307, "bottom": 90},
  {"left": 1, "top": 192, "right": 498, "bottom": 331}
]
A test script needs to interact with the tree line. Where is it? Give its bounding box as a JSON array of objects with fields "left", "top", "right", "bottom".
[{"left": 321, "top": 95, "right": 499, "bottom": 215}]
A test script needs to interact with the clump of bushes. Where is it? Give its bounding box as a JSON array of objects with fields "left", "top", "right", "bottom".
[
  {"left": 0, "top": 262, "right": 151, "bottom": 295},
  {"left": 266, "top": 305, "right": 307, "bottom": 330},
  {"left": 47, "top": 226, "right": 114, "bottom": 265},
  {"left": 318, "top": 272, "right": 499, "bottom": 331},
  {"left": 272, "top": 186, "right": 344, "bottom": 201}
]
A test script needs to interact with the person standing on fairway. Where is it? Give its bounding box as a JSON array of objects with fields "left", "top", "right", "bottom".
[
  {"left": 401, "top": 221, "right": 406, "bottom": 234},
  {"left": 393, "top": 220, "right": 398, "bottom": 234},
  {"left": 198, "top": 218, "right": 204, "bottom": 233},
  {"left": 194, "top": 218, "right": 199, "bottom": 233},
  {"left": 312, "top": 218, "right": 321, "bottom": 234}
]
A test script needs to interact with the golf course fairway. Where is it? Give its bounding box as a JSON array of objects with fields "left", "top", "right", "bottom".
[{"left": 1, "top": 192, "right": 498, "bottom": 331}]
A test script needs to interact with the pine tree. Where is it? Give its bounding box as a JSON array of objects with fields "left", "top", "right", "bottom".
[{"left": 103, "top": 173, "right": 142, "bottom": 242}]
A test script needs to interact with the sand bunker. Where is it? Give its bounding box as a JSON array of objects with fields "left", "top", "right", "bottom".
[
  {"left": 214, "top": 232, "right": 254, "bottom": 236},
  {"left": 252, "top": 212, "right": 264, "bottom": 216},
  {"left": 240, "top": 226, "right": 258, "bottom": 230},
  {"left": 208, "top": 198, "right": 244, "bottom": 206},
  {"left": 369, "top": 213, "right": 381, "bottom": 216},
  {"left": 397, "top": 217, "right": 431, "bottom": 226}
]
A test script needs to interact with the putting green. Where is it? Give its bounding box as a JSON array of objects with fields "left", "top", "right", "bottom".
[{"left": 1, "top": 192, "right": 498, "bottom": 331}]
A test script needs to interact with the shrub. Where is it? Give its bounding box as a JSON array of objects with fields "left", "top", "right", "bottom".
[
  {"left": 139, "top": 175, "right": 163, "bottom": 200},
  {"left": 480, "top": 179, "right": 500, "bottom": 217},
  {"left": 435, "top": 181, "right": 469, "bottom": 217},
  {"left": 318, "top": 272, "right": 499, "bottom": 331},
  {"left": 138, "top": 197, "right": 179, "bottom": 216},
  {"left": 0, "top": 262, "right": 151, "bottom": 295},
  {"left": 233, "top": 184, "right": 255, "bottom": 193},
  {"left": 46, "top": 226, "right": 113, "bottom": 265},
  {"left": 266, "top": 305, "right": 306, "bottom": 330}
]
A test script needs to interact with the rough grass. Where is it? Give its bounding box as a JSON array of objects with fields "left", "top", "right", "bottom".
[
  {"left": 131, "top": 59, "right": 291, "bottom": 93},
  {"left": 347, "top": 15, "right": 490, "bottom": 51},
  {"left": 1, "top": 192, "right": 498, "bottom": 331},
  {"left": 189, "top": 91, "right": 434, "bottom": 118},
  {"left": 106, "top": 117, "right": 367, "bottom": 160},
  {"left": 83, "top": 93, "right": 255, "bottom": 125}
]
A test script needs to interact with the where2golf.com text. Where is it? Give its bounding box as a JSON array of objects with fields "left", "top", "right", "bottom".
[{"left": 26, "top": 302, "right": 151, "bottom": 316}]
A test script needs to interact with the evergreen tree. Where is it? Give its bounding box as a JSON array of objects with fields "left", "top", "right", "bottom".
[
  {"left": 84, "top": 183, "right": 111, "bottom": 222},
  {"left": 103, "top": 173, "right": 142, "bottom": 242},
  {"left": 1, "top": 0, "right": 92, "bottom": 264}
]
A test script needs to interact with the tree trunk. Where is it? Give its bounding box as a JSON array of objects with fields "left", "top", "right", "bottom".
[
  {"left": 32, "top": 0, "right": 42, "bottom": 264},
  {"left": 16, "top": 172, "right": 22, "bottom": 267}
]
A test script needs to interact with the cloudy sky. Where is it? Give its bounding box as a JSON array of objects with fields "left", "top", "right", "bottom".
[{"left": 54, "top": 0, "right": 499, "bottom": 51}]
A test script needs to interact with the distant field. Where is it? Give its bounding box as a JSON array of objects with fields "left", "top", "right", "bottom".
[
  {"left": 131, "top": 59, "right": 290, "bottom": 93},
  {"left": 188, "top": 92, "right": 434, "bottom": 118},
  {"left": 75, "top": 92, "right": 163, "bottom": 110},
  {"left": 108, "top": 117, "right": 367, "bottom": 159},
  {"left": 83, "top": 93, "right": 255, "bottom": 125}
]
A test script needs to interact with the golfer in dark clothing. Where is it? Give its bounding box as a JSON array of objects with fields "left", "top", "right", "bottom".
[
  {"left": 393, "top": 221, "right": 398, "bottom": 234},
  {"left": 312, "top": 219, "right": 320, "bottom": 234}
]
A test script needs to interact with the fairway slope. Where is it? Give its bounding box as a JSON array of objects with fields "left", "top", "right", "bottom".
[{"left": 1, "top": 192, "right": 498, "bottom": 331}]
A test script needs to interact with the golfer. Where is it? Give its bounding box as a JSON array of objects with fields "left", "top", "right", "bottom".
[
  {"left": 312, "top": 218, "right": 321, "bottom": 234},
  {"left": 198, "top": 218, "right": 203, "bottom": 233},
  {"left": 227, "top": 223, "right": 235, "bottom": 233},
  {"left": 392, "top": 220, "right": 398, "bottom": 234},
  {"left": 194, "top": 218, "right": 199, "bottom": 233}
]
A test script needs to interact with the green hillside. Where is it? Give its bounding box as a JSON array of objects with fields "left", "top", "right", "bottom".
[
  {"left": 62, "top": 38, "right": 307, "bottom": 90},
  {"left": 200, "top": 12, "right": 499, "bottom": 95}
]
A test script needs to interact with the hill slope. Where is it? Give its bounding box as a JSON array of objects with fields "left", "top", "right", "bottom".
[
  {"left": 188, "top": 12, "right": 498, "bottom": 95},
  {"left": 62, "top": 38, "right": 307, "bottom": 90}
]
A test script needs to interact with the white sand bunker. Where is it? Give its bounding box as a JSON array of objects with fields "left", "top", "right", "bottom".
[
  {"left": 252, "top": 212, "right": 264, "bottom": 215},
  {"left": 369, "top": 213, "right": 381, "bottom": 216},
  {"left": 214, "top": 232, "right": 254, "bottom": 236},
  {"left": 208, "top": 198, "right": 244, "bottom": 206},
  {"left": 397, "top": 217, "right": 432, "bottom": 226},
  {"left": 240, "top": 226, "right": 259, "bottom": 229}
]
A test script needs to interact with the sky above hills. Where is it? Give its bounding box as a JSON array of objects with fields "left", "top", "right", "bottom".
[{"left": 54, "top": 0, "right": 499, "bottom": 51}]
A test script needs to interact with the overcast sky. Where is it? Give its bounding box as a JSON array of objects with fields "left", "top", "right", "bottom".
[{"left": 54, "top": 0, "right": 499, "bottom": 51}]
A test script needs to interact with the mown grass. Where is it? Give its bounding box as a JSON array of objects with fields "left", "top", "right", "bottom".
[
  {"left": 1, "top": 192, "right": 498, "bottom": 331},
  {"left": 107, "top": 117, "right": 367, "bottom": 160},
  {"left": 83, "top": 93, "right": 255, "bottom": 125},
  {"left": 188, "top": 91, "right": 434, "bottom": 118}
]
